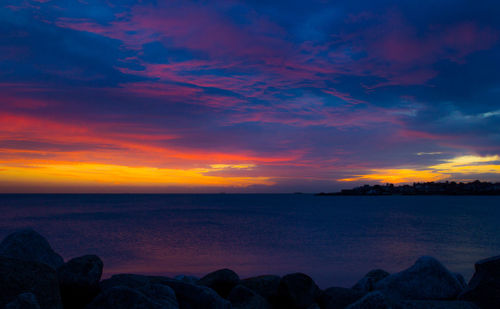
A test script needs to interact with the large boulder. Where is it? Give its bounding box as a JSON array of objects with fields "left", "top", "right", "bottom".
[
  {"left": 151, "top": 276, "right": 232, "bottom": 309},
  {"left": 374, "top": 256, "right": 464, "bottom": 300},
  {"left": 399, "top": 300, "right": 479, "bottom": 308},
  {"left": 352, "top": 269, "right": 390, "bottom": 293},
  {"left": 240, "top": 275, "right": 281, "bottom": 304},
  {"left": 0, "top": 229, "right": 64, "bottom": 270},
  {"left": 174, "top": 275, "right": 199, "bottom": 285},
  {"left": 101, "top": 274, "right": 230, "bottom": 309},
  {"left": 0, "top": 256, "right": 62, "bottom": 309},
  {"left": 99, "top": 275, "right": 178, "bottom": 308},
  {"left": 317, "top": 287, "right": 365, "bottom": 309},
  {"left": 276, "top": 273, "right": 321, "bottom": 309},
  {"left": 57, "top": 255, "right": 103, "bottom": 309},
  {"left": 459, "top": 255, "right": 500, "bottom": 309},
  {"left": 197, "top": 268, "right": 240, "bottom": 298},
  {"left": 345, "top": 291, "right": 396, "bottom": 309},
  {"left": 5, "top": 293, "right": 41, "bottom": 309},
  {"left": 227, "top": 284, "right": 272, "bottom": 309},
  {"left": 86, "top": 286, "right": 177, "bottom": 309}
]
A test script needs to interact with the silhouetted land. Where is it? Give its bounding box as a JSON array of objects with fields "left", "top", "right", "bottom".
[{"left": 318, "top": 180, "right": 500, "bottom": 196}]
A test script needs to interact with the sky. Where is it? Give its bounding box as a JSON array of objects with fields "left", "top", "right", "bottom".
[{"left": 1, "top": 0, "right": 500, "bottom": 193}]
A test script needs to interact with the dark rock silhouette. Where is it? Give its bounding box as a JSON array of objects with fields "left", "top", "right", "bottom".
[
  {"left": 99, "top": 275, "right": 179, "bottom": 308},
  {"left": 345, "top": 291, "right": 395, "bottom": 309},
  {"left": 227, "top": 284, "right": 272, "bottom": 309},
  {"left": 398, "top": 300, "right": 479, "bottom": 308},
  {"left": 0, "top": 256, "right": 62, "bottom": 309},
  {"left": 57, "top": 255, "right": 103, "bottom": 309},
  {"left": 276, "top": 273, "right": 321, "bottom": 309},
  {"left": 240, "top": 275, "right": 281, "bottom": 305},
  {"left": 197, "top": 268, "right": 240, "bottom": 298},
  {"left": 173, "top": 275, "right": 199, "bottom": 285},
  {"left": 459, "top": 255, "right": 500, "bottom": 309},
  {"left": 5, "top": 293, "right": 41, "bottom": 309},
  {"left": 317, "top": 287, "right": 365, "bottom": 309},
  {"left": 86, "top": 286, "right": 177, "bottom": 309},
  {"left": 374, "top": 256, "right": 464, "bottom": 300},
  {"left": 352, "top": 269, "right": 390, "bottom": 293},
  {"left": 0, "top": 229, "right": 64, "bottom": 270}
]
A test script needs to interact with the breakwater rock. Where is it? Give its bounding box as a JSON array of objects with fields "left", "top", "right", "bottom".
[{"left": 0, "top": 229, "right": 498, "bottom": 309}]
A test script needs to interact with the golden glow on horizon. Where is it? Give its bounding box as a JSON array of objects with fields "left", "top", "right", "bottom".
[
  {"left": 340, "top": 155, "right": 500, "bottom": 184},
  {"left": 0, "top": 162, "right": 273, "bottom": 188},
  {"left": 339, "top": 169, "right": 445, "bottom": 184}
]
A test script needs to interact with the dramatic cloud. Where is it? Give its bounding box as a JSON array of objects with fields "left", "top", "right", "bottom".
[{"left": 0, "top": 0, "right": 500, "bottom": 192}]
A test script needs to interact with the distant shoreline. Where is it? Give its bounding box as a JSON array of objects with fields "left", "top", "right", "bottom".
[{"left": 317, "top": 180, "right": 500, "bottom": 196}]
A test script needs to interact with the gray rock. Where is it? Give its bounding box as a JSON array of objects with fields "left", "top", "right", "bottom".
[
  {"left": 0, "top": 256, "right": 62, "bottom": 309},
  {"left": 345, "top": 291, "right": 396, "bottom": 309},
  {"left": 459, "top": 255, "right": 500, "bottom": 309},
  {"left": 318, "top": 287, "right": 365, "bottom": 309},
  {"left": 240, "top": 275, "right": 281, "bottom": 303},
  {"left": 276, "top": 273, "right": 321, "bottom": 309},
  {"left": 99, "top": 275, "right": 178, "bottom": 308},
  {"left": 0, "top": 229, "right": 64, "bottom": 270},
  {"left": 86, "top": 286, "right": 177, "bottom": 309},
  {"left": 352, "top": 269, "right": 390, "bottom": 293},
  {"left": 58, "top": 255, "right": 103, "bottom": 309},
  {"left": 174, "top": 275, "right": 199, "bottom": 285},
  {"left": 5, "top": 293, "right": 41, "bottom": 309},
  {"left": 374, "top": 256, "right": 463, "bottom": 300},
  {"left": 399, "top": 300, "right": 479, "bottom": 308},
  {"left": 227, "top": 284, "right": 271, "bottom": 309},
  {"left": 197, "top": 268, "right": 240, "bottom": 298}
]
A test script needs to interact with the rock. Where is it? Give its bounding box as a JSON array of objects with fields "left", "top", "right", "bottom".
[
  {"left": 399, "top": 300, "right": 479, "bottom": 308},
  {"left": 174, "top": 275, "right": 199, "bottom": 285},
  {"left": 317, "top": 287, "right": 365, "bottom": 309},
  {"left": 57, "top": 255, "right": 103, "bottom": 309},
  {"left": 306, "top": 304, "right": 320, "bottom": 309},
  {"left": 240, "top": 275, "right": 281, "bottom": 303},
  {"left": 151, "top": 276, "right": 232, "bottom": 309},
  {"left": 345, "top": 291, "right": 396, "bottom": 309},
  {"left": 99, "top": 275, "right": 178, "bottom": 308},
  {"left": 276, "top": 273, "right": 321, "bottom": 309},
  {"left": 5, "top": 293, "right": 41, "bottom": 309},
  {"left": 454, "top": 273, "right": 467, "bottom": 289},
  {"left": 86, "top": 286, "right": 177, "bottom": 309},
  {"left": 100, "top": 274, "right": 151, "bottom": 291},
  {"left": 227, "top": 284, "right": 271, "bottom": 309},
  {"left": 374, "top": 256, "right": 464, "bottom": 300},
  {"left": 197, "top": 268, "right": 240, "bottom": 298},
  {"left": 352, "top": 269, "right": 390, "bottom": 293},
  {"left": 101, "top": 274, "right": 230, "bottom": 309},
  {"left": 0, "top": 256, "right": 62, "bottom": 309},
  {"left": 459, "top": 255, "right": 500, "bottom": 309},
  {"left": 0, "top": 229, "right": 64, "bottom": 269}
]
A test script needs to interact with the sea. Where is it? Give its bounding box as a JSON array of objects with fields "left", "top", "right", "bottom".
[{"left": 0, "top": 194, "right": 499, "bottom": 288}]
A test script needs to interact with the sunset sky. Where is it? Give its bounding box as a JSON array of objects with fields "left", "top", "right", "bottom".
[{"left": 1, "top": 0, "right": 500, "bottom": 192}]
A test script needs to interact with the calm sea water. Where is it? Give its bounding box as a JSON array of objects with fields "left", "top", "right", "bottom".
[{"left": 0, "top": 194, "right": 499, "bottom": 288}]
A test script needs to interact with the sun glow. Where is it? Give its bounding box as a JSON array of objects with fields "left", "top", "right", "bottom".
[
  {"left": 0, "top": 162, "right": 273, "bottom": 189},
  {"left": 340, "top": 155, "right": 500, "bottom": 184}
]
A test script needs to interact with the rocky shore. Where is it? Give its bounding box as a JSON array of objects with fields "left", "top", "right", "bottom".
[{"left": 0, "top": 229, "right": 498, "bottom": 309}]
